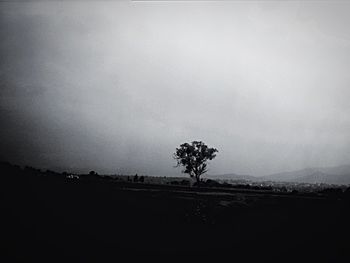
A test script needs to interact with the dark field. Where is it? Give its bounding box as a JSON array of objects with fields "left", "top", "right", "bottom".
[{"left": 1, "top": 164, "right": 350, "bottom": 262}]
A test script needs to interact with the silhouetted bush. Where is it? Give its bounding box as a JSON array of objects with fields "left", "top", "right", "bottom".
[
  {"left": 89, "top": 171, "right": 98, "bottom": 176},
  {"left": 180, "top": 179, "right": 190, "bottom": 186},
  {"left": 133, "top": 174, "right": 138, "bottom": 182},
  {"left": 204, "top": 179, "right": 222, "bottom": 187}
]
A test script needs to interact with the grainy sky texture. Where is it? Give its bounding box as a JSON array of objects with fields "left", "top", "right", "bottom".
[{"left": 1, "top": 1, "right": 350, "bottom": 176}]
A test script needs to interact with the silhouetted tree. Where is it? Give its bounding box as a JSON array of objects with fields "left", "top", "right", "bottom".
[
  {"left": 139, "top": 176, "right": 145, "bottom": 183},
  {"left": 174, "top": 141, "right": 218, "bottom": 185},
  {"left": 133, "top": 174, "right": 138, "bottom": 182}
]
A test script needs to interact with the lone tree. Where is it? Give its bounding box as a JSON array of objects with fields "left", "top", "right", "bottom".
[{"left": 173, "top": 141, "right": 218, "bottom": 185}]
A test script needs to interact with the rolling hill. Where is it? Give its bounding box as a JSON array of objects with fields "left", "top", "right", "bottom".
[
  {"left": 211, "top": 165, "right": 350, "bottom": 185},
  {"left": 263, "top": 165, "right": 350, "bottom": 184}
]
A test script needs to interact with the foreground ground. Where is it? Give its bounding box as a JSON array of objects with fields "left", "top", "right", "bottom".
[{"left": 1, "top": 164, "right": 350, "bottom": 262}]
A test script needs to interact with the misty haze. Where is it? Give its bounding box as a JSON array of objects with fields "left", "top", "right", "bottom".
[{"left": 1, "top": 0, "right": 350, "bottom": 261}]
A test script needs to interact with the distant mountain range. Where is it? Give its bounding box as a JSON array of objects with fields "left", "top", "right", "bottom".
[{"left": 209, "top": 165, "right": 350, "bottom": 185}]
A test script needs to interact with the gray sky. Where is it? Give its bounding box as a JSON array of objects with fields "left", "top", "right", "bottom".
[{"left": 1, "top": 1, "right": 350, "bottom": 176}]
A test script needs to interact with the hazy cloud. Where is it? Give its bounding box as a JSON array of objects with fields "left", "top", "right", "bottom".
[{"left": 1, "top": 1, "right": 350, "bottom": 176}]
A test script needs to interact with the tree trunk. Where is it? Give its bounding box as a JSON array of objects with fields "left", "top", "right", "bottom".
[{"left": 195, "top": 175, "right": 200, "bottom": 187}]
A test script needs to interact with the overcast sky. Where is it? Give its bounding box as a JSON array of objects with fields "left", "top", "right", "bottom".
[{"left": 1, "top": 1, "right": 350, "bottom": 176}]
